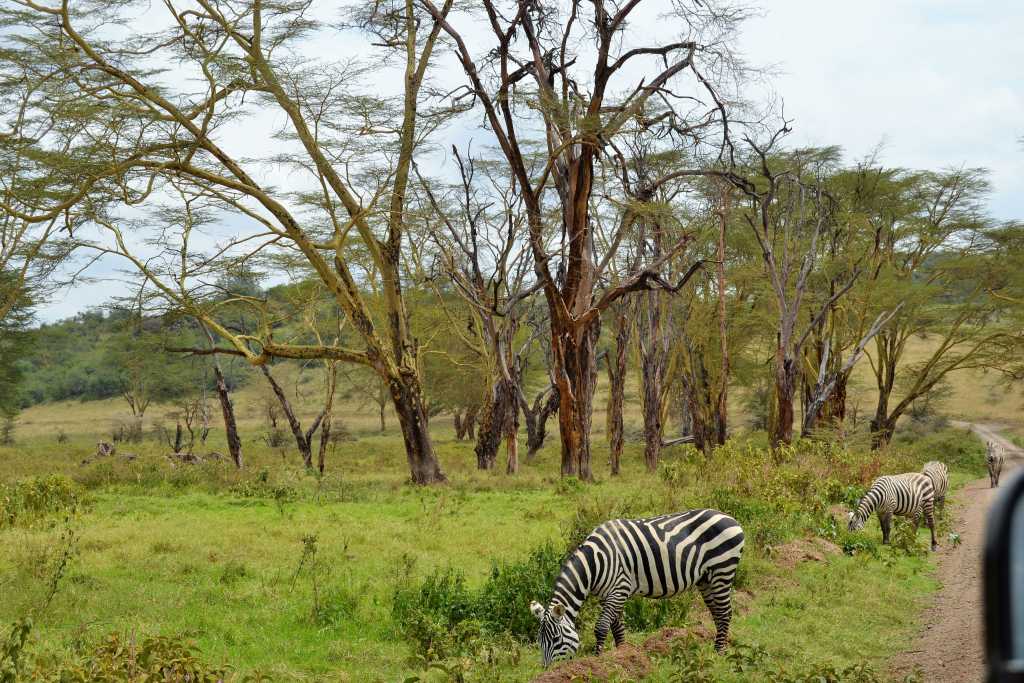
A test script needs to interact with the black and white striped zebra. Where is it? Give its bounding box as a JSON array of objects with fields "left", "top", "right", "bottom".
[
  {"left": 987, "top": 441, "right": 1004, "bottom": 488},
  {"left": 921, "top": 461, "right": 949, "bottom": 514},
  {"left": 847, "top": 472, "right": 938, "bottom": 551},
  {"left": 529, "top": 509, "right": 744, "bottom": 667}
]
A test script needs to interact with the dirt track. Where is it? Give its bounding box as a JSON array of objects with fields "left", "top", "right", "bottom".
[{"left": 891, "top": 422, "right": 1019, "bottom": 682}]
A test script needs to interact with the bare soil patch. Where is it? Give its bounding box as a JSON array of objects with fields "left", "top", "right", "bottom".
[
  {"left": 769, "top": 536, "right": 841, "bottom": 569},
  {"left": 531, "top": 625, "right": 714, "bottom": 682}
]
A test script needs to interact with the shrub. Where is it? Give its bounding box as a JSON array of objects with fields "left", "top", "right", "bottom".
[
  {"left": 36, "top": 631, "right": 233, "bottom": 682},
  {"left": 476, "top": 542, "right": 563, "bottom": 639}
]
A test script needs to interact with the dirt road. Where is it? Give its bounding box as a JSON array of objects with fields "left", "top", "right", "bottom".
[{"left": 891, "top": 422, "right": 1019, "bottom": 682}]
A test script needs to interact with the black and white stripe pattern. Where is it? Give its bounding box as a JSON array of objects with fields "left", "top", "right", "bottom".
[
  {"left": 987, "top": 441, "right": 1004, "bottom": 488},
  {"left": 921, "top": 461, "right": 949, "bottom": 513},
  {"left": 530, "top": 509, "right": 744, "bottom": 666},
  {"left": 848, "top": 472, "right": 938, "bottom": 551}
]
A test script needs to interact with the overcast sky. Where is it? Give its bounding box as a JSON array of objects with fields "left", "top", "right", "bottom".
[{"left": 35, "top": 0, "right": 1024, "bottom": 323}]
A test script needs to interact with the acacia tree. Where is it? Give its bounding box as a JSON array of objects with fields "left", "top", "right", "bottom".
[
  {"left": 420, "top": 0, "right": 745, "bottom": 479},
  {"left": 2, "top": 0, "right": 462, "bottom": 483},
  {"left": 863, "top": 168, "right": 1011, "bottom": 447},
  {"left": 733, "top": 141, "right": 863, "bottom": 447}
]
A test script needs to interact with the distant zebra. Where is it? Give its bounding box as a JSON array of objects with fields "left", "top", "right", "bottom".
[
  {"left": 530, "top": 509, "right": 744, "bottom": 667},
  {"left": 987, "top": 441, "right": 1005, "bottom": 488},
  {"left": 921, "top": 461, "right": 949, "bottom": 514},
  {"left": 848, "top": 472, "right": 938, "bottom": 551}
]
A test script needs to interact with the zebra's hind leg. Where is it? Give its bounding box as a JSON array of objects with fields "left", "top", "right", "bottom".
[
  {"left": 698, "top": 574, "right": 735, "bottom": 653},
  {"left": 923, "top": 501, "right": 938, "bottom": 552}
]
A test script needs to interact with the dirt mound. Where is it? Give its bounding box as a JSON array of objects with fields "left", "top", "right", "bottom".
[
  {"left": 770, "top": 537, "right": 841, "bottom": 569},
  {"left": 640, "top": 624, "right": 713, "bottom": 656},
  {"left": 531, "top": 626, "right": 714, "bottom": 682},
  {"left": 531, "top": 644, "right": 651, "bottom": 683}
]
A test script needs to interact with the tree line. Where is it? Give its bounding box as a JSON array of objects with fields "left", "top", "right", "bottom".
[{"left": 0, "top": 0, "right": 1021, "bottom": 482}]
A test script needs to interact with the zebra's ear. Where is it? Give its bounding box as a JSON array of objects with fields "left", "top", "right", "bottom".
[
  {"left": 550, "top": 603, "right": 566, "bottom": 620},
  {"left": 530, "top": 601, "right": 545, "bottom": 619}
]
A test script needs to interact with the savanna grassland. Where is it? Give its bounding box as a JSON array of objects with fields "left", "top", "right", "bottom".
[{"left": 0, "top": 356, "right": 1008, "bottom": 683}]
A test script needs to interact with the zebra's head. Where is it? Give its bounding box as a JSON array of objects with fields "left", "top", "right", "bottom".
[
  {"left": 987, "top": 441, "right": 998, "bottom": 463},
  {"left": 530, "top": 600, "right": 579, "bottom": 667},
  {"left": 847, "top": 509, "right": 866, "bottom": 531}
]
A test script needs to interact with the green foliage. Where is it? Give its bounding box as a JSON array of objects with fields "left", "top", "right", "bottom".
[
  {"left": 0, "top": 476, "right": 79, "bottom": 529},
  {"left": 33, "top": 631, "right": 235, "bottom": 682},
  {"left": 17, "top": 310, "right": 248, "bottom": 407},
  {"left": 476, "top": 543, "right": 563, "bottom": 640}
]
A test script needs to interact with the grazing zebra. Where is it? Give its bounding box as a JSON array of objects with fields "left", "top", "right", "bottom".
[
  {"left": 921, "top": 461, "right": 949, "bottom": 514},
  {"left": 848, "top": 472, "right": 938, "bottom": 551},
  {"left": 529, "top": 509, "right": 744, "bottom": 667},
  {"left": 987, "top": 441, "right": 1004, "bottom": 488}
]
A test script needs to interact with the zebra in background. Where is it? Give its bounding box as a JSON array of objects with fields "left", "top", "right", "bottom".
[
  {"left": 921, "top": 461, "right": 949, "bottom": 514},
  {"left": 848, "top": 472, "right": 938, "bottom": 551},
  {"left": 530, "top": 509, "right": 744, "bottom": 667},
  {"left": 987, "top": 441, "right": 1004, "bottom": 488}
]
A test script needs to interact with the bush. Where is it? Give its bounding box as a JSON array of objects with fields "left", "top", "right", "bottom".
[{"left": 476, "top": 542, "right": 563, "bottom": 640}]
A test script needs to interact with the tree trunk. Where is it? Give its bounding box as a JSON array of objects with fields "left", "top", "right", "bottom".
[
  {"left": 260, "top": 365, "right": 314, "bottom": 467},
  {"left": 388, "top": 374, "right": 446, "bottom": 485},
  {"left": 317, "top": 362, "right": 337, "bottom": 475},
  {"left": 605, "top": 310, "right": 629, "bottom": 475},
  {"left": 823, "top": 373, "right": 848, "bottom": 424},
  {"left": 453, "top": 409, "right": 465, "bottom": 440},
  {"left": 379, "top": 401, "right": 386, "bottom": 432},
  {"left": 640, "top": 356, "right": 663, "bottom": 471},
  {"left": 870, "top": 414, "right": 897, "bottom": 449},
  {"left": 639, "top": 291, "right": 667, "bottom": 472},
  {"left": 505, "top": 429, "right": 519, "bottom": 475},
  {"left": 522, "top": 387, "right": 558, "bottom": 461},
  {"left": 770, "top": 354, "right": 797, "bottom": 448},
  {"left": 714, "top": 185, "right": 730, "bottom": 446},
  {"left": 475, "top": 376, "right": 519, "bottom": 471},
  {"left": 553, "top": 320, "right": 600, "bottom": 481},
  {"left": 212, "top": 362, "right": 243, "bottom": 468}
]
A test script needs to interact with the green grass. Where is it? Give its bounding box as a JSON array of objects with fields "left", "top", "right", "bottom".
[{"left": 0, "top": 404, "right": 989, "bottom": 681}]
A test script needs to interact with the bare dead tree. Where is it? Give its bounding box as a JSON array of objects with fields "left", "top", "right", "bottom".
[{"left": 414, "top": 148, "right": 541, "bottom": 472}]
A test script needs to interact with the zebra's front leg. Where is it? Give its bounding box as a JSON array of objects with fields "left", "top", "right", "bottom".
[
  {"left": 610, "top": 610, "right": 627, "bottom": 647},
  {"left": 594, "top": 595, "right": 626, "bottom": 654},
  {"left": 879, "top": 511, "right": 893, "bottom": 545}
]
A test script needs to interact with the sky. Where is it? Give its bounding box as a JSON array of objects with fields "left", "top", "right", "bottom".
[{"left": 34, "top": 0, "right": 1024, "bottom": 323}]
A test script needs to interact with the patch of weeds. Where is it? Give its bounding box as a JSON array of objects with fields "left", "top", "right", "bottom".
[
  {"left": 219, "top": 560, "right": 248, "bottom": 585},
  {"left": 0, "top": 476, "right": 80, "bottom": 529}
]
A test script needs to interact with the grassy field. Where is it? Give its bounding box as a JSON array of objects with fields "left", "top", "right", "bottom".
[
  {"left": 0, "top": 398, "right": 990, "bottom": 682},
  {"left": 0, "top": 334, "right": 1011, "bottom": 681}
]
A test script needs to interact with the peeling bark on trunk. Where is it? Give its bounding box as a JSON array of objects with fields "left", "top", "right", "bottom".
[
  {"left": 522, "top": 387, "right": 558, "bottom": 461},
  {"left": 770, "top": 354, "right": 798, "bottom": 448},
  {"left": 553, "top": 320, "right": 600, "bottom": 481}
]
